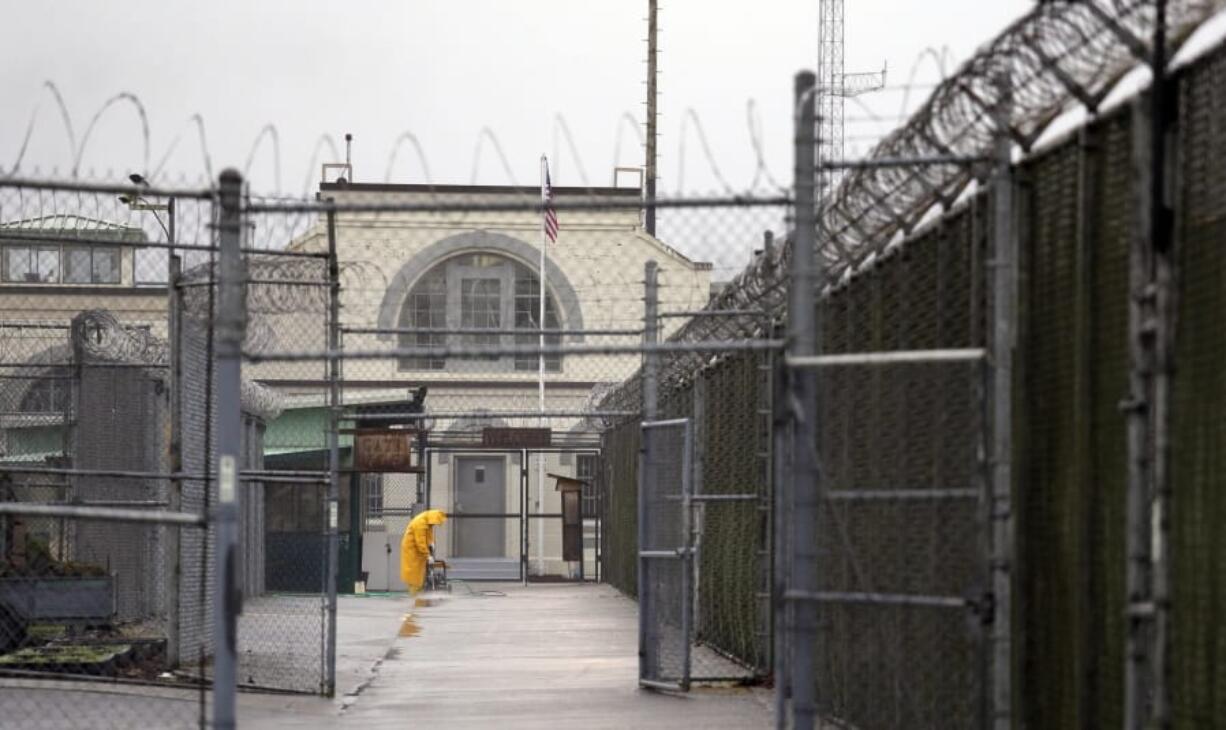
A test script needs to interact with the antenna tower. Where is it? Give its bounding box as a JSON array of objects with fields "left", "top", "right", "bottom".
[{"left": 817, "top": 0, "right": 886, "bottom": 197}]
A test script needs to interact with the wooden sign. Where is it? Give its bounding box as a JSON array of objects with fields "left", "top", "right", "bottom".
[
  {"left": 550, "top": 473, "right": 585, "bottom": 562},
  {"left": 354, "top": 429, "right": 418, "bottom": 473},
  {"left": 481, "top": 427, "right": 551, "bottom": 449}
]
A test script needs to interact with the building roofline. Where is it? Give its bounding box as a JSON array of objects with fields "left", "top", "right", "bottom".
[
  {"left": 0, "top": 215, "right": 147, "bottom": 238},
  {"left": 318, "top": 182, "right": 641, "bottom": 197},
  {"left": 0, "top": 285, "right": 166, "bottom": 296},
  {"left": 259, "top": 378, "right": 605, "bottom": 391}
]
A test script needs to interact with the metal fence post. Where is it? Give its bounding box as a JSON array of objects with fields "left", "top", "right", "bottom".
[
  {"left": 165, "top": 198, "right": 179, "bottom": 662},
  {"left": 213, "top": 168, "right": 246, "bottom": 730},
  {"left": 637, "top": 259, "right": 659, "bottom": 686},
  {"left": 771, "top": 330, "right": 792, "bottom": 730},
  {"left": 166, "top": 253, "right": 183, "bottom": 669},
  {"left": 1123, "top": 5, "right": 1176, "bottom": 722},
  {"left": 637, "top": 255, "right": 657, "bottom": 662},
  {"left": 1125, "top": 94, "right": 1155, "bottom": 730},
  {"left": 324, "top": 207, "right": 341, "bottom": 697},
  {"left": 989, "top": 72, "right": 1016, "bottom": 730},
  {"left": 521, "top": 447, "right": 529, "bottom": 587},
  {"left": 787, "top": 69, "right": 819, "bottom": 730},
  {"left": 643, "top": 260, "right": 659, "bottom": 421},
  {"left": 691, "top": 374, "right": 706, "bottom": 639},
  {"left": 1148, "top": 4, "right": 1175, "bottom": 724}
]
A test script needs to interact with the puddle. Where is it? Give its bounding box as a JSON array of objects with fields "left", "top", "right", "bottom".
[
  {"left": 414, "top": 598, "right": 437, "bottom": 608},
  {"left": 398, "top": 614, "right": 421, "bottom": 638}
]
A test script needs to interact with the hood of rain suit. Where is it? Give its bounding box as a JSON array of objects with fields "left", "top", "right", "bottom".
[{"left": 421, "top": 509, "right": 447, "bottom": 527}]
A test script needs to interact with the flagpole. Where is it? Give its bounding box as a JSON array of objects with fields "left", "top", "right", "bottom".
[{"left": 537, "top": 154, "right": 548, "bottom": 578}]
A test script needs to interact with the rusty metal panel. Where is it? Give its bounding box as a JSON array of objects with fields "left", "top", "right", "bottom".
[
  {"left": 353, "top": 429, "right": 418, "bottom": 473},
  {"left": 481, "top": 427, "right": 550, "bottom": 449}
]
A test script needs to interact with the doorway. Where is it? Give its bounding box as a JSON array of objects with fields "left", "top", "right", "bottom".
[{"left": 452, "top": 456, "right": 506, "bottom": 557}]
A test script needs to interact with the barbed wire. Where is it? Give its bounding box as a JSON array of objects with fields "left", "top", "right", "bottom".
[
  {"left": 675, "top": 108, "right": 738, "bottom": 196},
  {"left": 4, "top": 25, "right": 999, "bottom": 201},
  {"left": 74, "top": 309, "right": 167, "bottom": 365},
  {"left": 3, "top": 89, "right": 800, "bottom": 197},
  {"left": 6, "top": 81, "right": 76, "bottom": 179},
  {"left": 384, "top": 131, "right": 433, "bottom": 184},
  {"left": 821, "top": 0, "right": 1218, "bottom": 271},
  {"left": 597, "top": 0, "right": 1223, "bottom": 419},
  {"left": 552, "top": 114, "right": 592, "bottom": 187},
  {"left": 72, "top": 92, "right": 150, "bottom": 180},
  {"left": 612, "top": 111, "right": 646, "bottom": 175},
  {"left": 897, "top": 46, "right": 954, "bottom": 124},
  {"left": 21, "top": 309, "right": 286, "bottom": 421},
  {"left": 243, "top": 124, "right": 283, "bottom": 196},
  {"left": 299, "top": 133, "right": 343, "bottom": 196},
  {"left": 180, "top": 255, "right": 330, "bottom": 316},
  {"left": 150, "top": 113, "right": 214, "bottom": 184},
  {"left": 746, "top": 99, "right": 786, "bottom": 193},
  {"left": 469, "top": 126, "right": 521, "bottom": 186}
]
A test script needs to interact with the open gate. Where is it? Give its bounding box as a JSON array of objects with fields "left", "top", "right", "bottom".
[{"left": 637, "top": 418, "right": 693, "bottom": 690}]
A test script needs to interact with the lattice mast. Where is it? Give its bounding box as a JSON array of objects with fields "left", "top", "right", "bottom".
[
  {"left": 817, "top": 0, "right": 886, "bottom": 198},
  {"left": 817, "top": 0, "right": 845, "bottom": 199}
]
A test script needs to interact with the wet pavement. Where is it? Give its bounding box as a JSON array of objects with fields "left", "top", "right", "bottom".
[
  {"left": 244, "top": 582, "right": 772, "bottom": 728},
  {"left": 0, "top": 584, "right": 772, "bottom": 728}
]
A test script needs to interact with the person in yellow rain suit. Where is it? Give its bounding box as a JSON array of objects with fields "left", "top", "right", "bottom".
[{"left": 400, "top": 509, "right": 447, "bottom": 593}]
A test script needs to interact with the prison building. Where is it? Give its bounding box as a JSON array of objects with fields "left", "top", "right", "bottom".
[{"left": 250, "top": 180, "right": 711, "bottom": 587}]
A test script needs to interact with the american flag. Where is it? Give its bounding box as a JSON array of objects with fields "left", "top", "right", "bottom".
[{"left": 543, "top": 164, "right": 559, "bottom": 243}]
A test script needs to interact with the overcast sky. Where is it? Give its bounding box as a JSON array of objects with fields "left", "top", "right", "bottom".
[{"left": 2, "top": 1, "right": 1031, "bottom": 197}]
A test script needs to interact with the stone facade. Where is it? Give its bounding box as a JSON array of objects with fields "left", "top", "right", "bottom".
[{"left": 281, "top": 182, "right": 711, "bottom": 580}]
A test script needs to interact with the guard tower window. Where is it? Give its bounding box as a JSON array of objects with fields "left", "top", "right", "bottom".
[
  {"left": 20, "top": 377, "right": 69, "bottom": 413},
  {"left": 2, "top": 244, "right": 120, "bottom": 284}
]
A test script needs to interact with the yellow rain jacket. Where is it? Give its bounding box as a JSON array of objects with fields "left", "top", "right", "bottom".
[{"left": 400, "top": 509, "right": 447, "bottom": 593}]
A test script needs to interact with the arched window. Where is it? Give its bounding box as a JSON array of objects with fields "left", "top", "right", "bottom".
[{"left": 398, "top": 253, "right": 562, "bottom": 372}]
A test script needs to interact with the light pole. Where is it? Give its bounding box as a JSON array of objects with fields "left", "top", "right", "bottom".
[
  {"left": 120, "top": 173, "right": 183, "bottom": 668},
  {"left": 119, "top": 173, "right": 176, "bottom": 285}
]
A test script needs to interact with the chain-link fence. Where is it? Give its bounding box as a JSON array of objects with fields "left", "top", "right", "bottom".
[
  {"left": 1005, "top": 37, "right": 1226, "bottom": 728},
  {"left": 638, "top": 418, "right": 692, "bottom": 690},
  {"left": 0, "top": 174, "right": 336, "bottom": 726},
  {"left": 0, "top": 510, "right": 208, "bottom": 730},
  {"left": 809, "top": 204, "right": 989, "bottom": 728},
  {"left": 0, "top": 181, "right": 215, "bottom": 728},
  {"left": 5, "top": 9, "right": 1226, "bottom": 724},
  {"left": 221, "top": 246, "right": 334, "bottom": 695},
  {"left": 0, "top": 159, "right": 791, "bottom": 722},
  {"left": 788, "top": 25, "right": 1226, "bottom": 730},
  {"left": 601, "top": 18, "right": 1226, "bottom": 730},
  {"left": 1169, "top": 38, "right": 1226, "bottom": 728},
  {"left": 233, "top": 183, "right": 790, "bottom": 702},
  {"left": 236, "top": 184, "right": 788, "bottom": 604}
]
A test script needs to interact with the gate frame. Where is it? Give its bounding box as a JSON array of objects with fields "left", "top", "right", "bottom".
[
  {"left": 417, "top": 441, "right": 603, "bottom": 585},
  {"left": 637, "top": 416, "right": 694, "bottom": 692}
]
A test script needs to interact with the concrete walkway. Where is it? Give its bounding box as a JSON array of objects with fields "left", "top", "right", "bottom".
[{"left": 242, "top": 582, "right": 772, "bottom": 729}]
